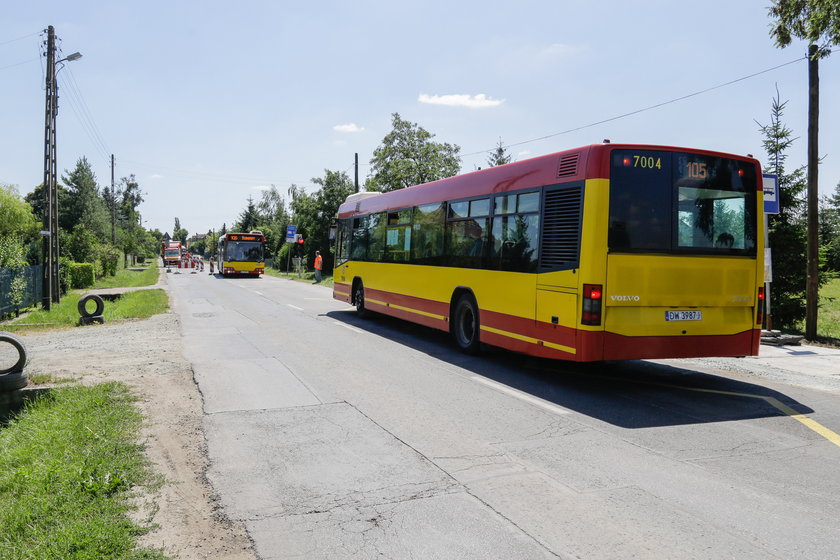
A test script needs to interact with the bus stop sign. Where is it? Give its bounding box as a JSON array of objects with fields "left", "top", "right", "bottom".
[{"left": 763, "top": 174, "right": 779, "bottom": 214}]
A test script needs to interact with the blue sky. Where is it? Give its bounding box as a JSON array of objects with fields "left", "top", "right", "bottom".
[{"left": 2, "top": 1, "right": 838, "bottom": 237}]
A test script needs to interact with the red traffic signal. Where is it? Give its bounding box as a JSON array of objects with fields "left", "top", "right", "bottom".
[{"left": 297, "top": 237, "right": 304, "bottom": 244}]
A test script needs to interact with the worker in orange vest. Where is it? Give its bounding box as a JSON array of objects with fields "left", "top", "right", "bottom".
[{"left": 314, "top": 250, "right": 323, "bottom": 284}]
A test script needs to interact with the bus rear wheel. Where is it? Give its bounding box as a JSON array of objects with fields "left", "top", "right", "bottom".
[
  {"left": 453, "top": 294, "right": 481, "bottom": 354},
  {"left": 354, "top": 281, "right": 369, "bottom": 318}
]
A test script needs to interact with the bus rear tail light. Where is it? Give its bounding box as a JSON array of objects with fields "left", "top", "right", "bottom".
[
  {"left": 756, "top": 287, "right": 765, "bottom": 325},
  {"left": 582, "top": 284, "right": 603, "bottom": 326}
]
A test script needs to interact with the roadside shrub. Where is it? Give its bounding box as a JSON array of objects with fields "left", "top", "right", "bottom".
[
  {"left": 98, "top": 245, "right": 122, "bottom": 277},
  {"left": 59, "top": 256, "right": 73, "bottom": 295},
  {"left": 68, "top": 262, "right": 95, "bottom": 289}
]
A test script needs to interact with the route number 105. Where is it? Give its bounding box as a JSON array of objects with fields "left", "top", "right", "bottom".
[{"left": 685, "top": 161, "right": 708, "bottom": 179}]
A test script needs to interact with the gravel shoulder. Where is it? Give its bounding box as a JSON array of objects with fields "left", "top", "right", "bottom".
[{"left": 15, "top": 309, "right": 256, "bottom": 559}]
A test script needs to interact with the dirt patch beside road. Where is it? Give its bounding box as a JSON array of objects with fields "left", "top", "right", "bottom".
[{"left": 16, "top": 312, "right": 256, "bottom": 560}]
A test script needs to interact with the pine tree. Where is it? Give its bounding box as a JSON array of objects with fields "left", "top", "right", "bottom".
[
  {"left": 235, "top": 196, "right": 260, "bottom": 232},
  {"left": 487, "top": 137, "right": 512, "bottom": 167},
  {"left": 756, "top": 91, "right": 807, "bottom": 329}
]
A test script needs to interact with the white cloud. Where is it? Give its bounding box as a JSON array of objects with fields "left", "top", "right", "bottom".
[
  {"left": 517, "top": 150, "right": 532, "bottom": 158},
  {"left": 150, "top": 174, "right": 163, "bottom": 180},
  {"left": 251, "top": 185, "right": 272, "bottom": 191},
  {"left": 334, "top": 123, "right": 364, "bottom": 133},
  {"left": 418, "top": 93, "right": 505, "bottom": 108}
]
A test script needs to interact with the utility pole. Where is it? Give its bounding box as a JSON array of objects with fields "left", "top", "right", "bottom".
[
  {"left": 40, "top": 26, "right": 81, "bottom": 310},
  {"left": 805, "top": 44, "right": 819, "bottom": 340},
  {"left": 111, "top": 154, "right": 116, "bottom": 244},
  {"left": 354, "top": 152, "right": 359, "bottom": 193},
  {"left": 41, "top": 26, "right": 57, "bottom": 310}
]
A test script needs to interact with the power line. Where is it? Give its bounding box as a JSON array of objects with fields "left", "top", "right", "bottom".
[
  {"left": 0, "top": 57, "right": 39, "bottom": 71},
  {"left": 119, "top": 158, "right": 310, "bottom": 186},
  {"left": 0, "top": 30, "right": 40, "bottom": 47},
  {"left": 58, "top": 66, "right": 112, "bottom": 160},
  {"left": 461, "top": 55, "right": 810, "bottom": 159}
]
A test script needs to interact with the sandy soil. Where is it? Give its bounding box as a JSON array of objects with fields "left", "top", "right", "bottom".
[{"left": 14, "top": 311, "right": 257, "bottom": 560}]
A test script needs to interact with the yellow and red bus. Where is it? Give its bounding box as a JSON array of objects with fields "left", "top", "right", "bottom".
[
  {"left": 217, "top": 231, "right": 265, "bottom": 277},
  {"left": 332, "top": 143, "right": 765, "bottom": 362}
]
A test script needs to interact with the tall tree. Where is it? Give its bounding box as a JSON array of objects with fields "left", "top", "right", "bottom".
[
  {"left": 769, "top": 0, "right": 840, "bottom": 338},
  {"left": 172, "top": 217, "right": 188, "bottom": 245},
  {"left": 756, "top": 92, "right": 807, "bottom": 330},
  {"left": 487, "top": 137, "right": 512, "bottom": 167},
  {"left": 310, "top": 170, "right": 355, "bottom": 270},
  {"left": 62, "top": 157, "right": 109, "bottom": 239},
  {"left": 24, "top": 182, "right": 69, "bottom": 229},
  {"left": 118, "top": 175, "right": 145, "bottom": 262},
  {"left": 1, "top": 184, "right": 39, "bottom": 239},
  {"left": 235, "top": 196, "right": 260, "bottom": 232},
  {"left": 821, "top": 181, "right": 840, "bottom": 272},
  {"left": 119, "top": 175, "right": 144, "bottom": 223},
  {"left": 366, "top": 113, "right": 461, "bottom": 192}
]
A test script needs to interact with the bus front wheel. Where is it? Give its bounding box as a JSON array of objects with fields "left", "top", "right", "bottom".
[
  {"left": 453, "top": 294, "right": 481, "bottom": 354},
  {"left": 353, "top": 281, "right": 369, "bottom": 319}
]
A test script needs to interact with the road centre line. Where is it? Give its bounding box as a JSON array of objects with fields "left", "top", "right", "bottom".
[{"left": 471, "top": 376, "right": 571, "bottom": 416}]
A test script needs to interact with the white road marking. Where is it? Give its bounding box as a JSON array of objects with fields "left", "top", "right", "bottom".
[
  {"left": 254, "top": 291, "right": 264, "bottom": 296},
  {"left": 286, "top": 304, "right": 304, "bottom": 311},
  {"left": 333, "top": 321, "right": 364, "bottom": 334},
  {"left": 471, "top": 376, "right": 570, "bottom": 415}
]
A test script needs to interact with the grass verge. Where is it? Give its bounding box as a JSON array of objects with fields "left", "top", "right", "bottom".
[
  {"left": 264, "top": 266, "right": 334, "bottom": 288},
  {"left": 816, "top": 276, "right": 840, "bottom": 340},
  {"left": 0, "top": 383, "right": 164, "bottom": 559},
  {"left": 94, "top": 266, "right": 160, "bottom": 289},
  {"left": 1, "top": 289, "right": 169, "bottom": 333}
]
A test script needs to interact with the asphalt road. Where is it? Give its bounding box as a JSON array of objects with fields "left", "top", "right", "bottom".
[{"left": 168, "top": 269, "right": 840, "bottom": 559}]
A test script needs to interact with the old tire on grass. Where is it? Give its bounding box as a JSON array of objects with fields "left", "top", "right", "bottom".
[
  {"left": 78, "top": 294, "right": 105, "bottom": 318},
  {"left": 0, "top": 331, "right": 28, "bottom": 375},
  {"left": 0, "top": 372, "right": 28, "bottom": 391}
]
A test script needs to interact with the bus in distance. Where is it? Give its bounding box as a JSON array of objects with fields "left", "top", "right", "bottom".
[
  {"left": 217, "top": 231, "right": 265, "bottom": 277},
  {"left": 332, "top": 143, "right": 764, "bottom": 362}
]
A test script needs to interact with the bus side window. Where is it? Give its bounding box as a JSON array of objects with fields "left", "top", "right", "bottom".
[
  {"left": 411, "top": 202, "right": 444, "bottom": 265},
  {"left": 368, "top": 213, "right": 386, "bottom": 262},
  {"left": 338, "top": 220, "right": 351, "bottom": 264},
  {"left": 351, "top": 217, "right": 368, "bottom": 260}
]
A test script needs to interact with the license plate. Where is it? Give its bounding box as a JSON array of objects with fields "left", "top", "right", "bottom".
[{"left": 665, "top": 310, "right": 702, "bottom": 321}]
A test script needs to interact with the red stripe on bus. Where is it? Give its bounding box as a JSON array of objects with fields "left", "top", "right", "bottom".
[{"left": 590, "top": 330, "right": 759, "bottom": 361}]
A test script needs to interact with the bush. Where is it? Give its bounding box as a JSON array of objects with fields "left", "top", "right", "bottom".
[
  {"left": 58, "top": 256, "right": 73, "bottom": 295},
  {"left": 68, "top": 262, "right": 95, "bottom": 289},
  {"left": 98, "top": 245, "right": 122, "bottom": 277}
]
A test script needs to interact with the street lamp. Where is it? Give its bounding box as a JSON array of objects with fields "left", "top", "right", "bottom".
[
  {"left": 59, "top": 52, "right": 82, "bottom": 63},
  {"left": 41, "top": 26, "right": 82, "bottom": 310}
]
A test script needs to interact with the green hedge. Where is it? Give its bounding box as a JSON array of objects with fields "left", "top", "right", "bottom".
[{"left": 68, "top": 262, "right": 95, "bottom": 289}]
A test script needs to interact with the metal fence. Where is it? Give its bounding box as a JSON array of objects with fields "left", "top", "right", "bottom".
[{"left": 0, "top": 265, "right": 43, "bottom": 317}]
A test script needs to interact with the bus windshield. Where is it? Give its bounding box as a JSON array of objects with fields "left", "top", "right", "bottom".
[
  {"left": 608, "top": 150, "right": 757, "bottom": 255},
  {"left": 225, "top": 241, "right": 263, "bottom": 262}
]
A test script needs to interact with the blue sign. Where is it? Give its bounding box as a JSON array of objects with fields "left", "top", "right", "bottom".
[
  {"left": 763, "top": 174, "right": 779, "bottom": 214},
  {"left": 285, "top": 224, "right": 297, "bottom": 243}
]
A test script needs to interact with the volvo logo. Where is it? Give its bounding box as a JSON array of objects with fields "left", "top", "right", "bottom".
[{"left": 610, "top": 295, "right": 640, "bottom": 302}]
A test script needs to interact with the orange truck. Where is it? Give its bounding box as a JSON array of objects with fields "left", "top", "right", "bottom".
[{"left": 162, "top": 241, "right": 182, "bottom": 267}]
